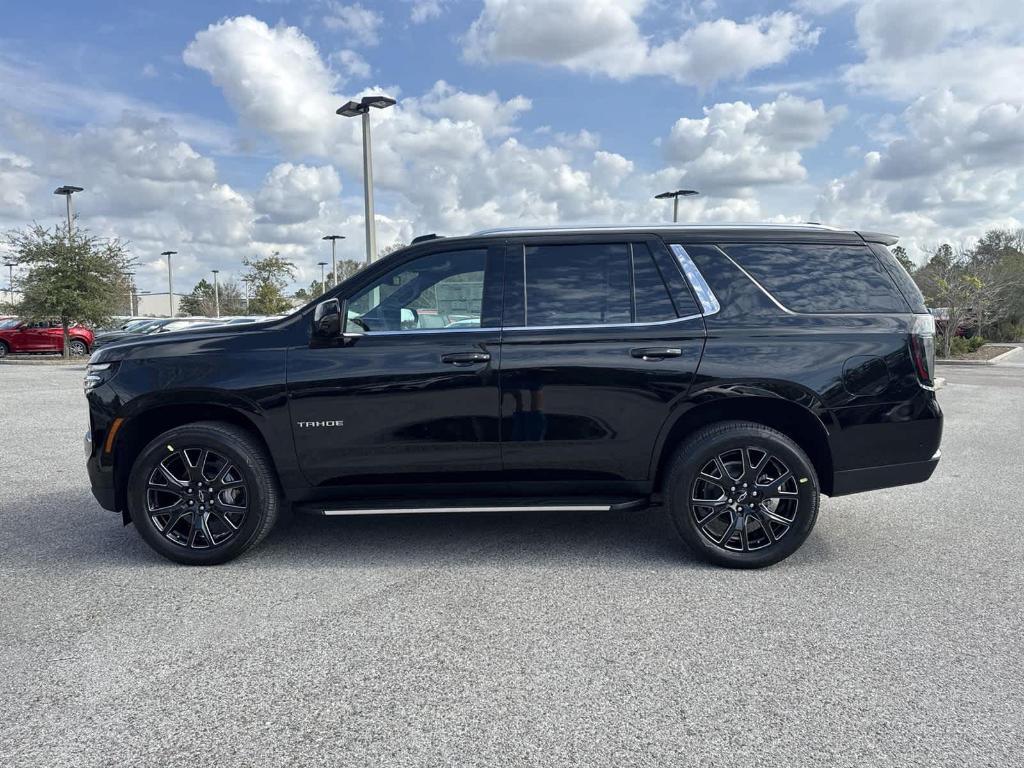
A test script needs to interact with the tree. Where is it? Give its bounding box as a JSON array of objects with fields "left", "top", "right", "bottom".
[
  {"left": 916, "top": 244, "right": 984, "bottom": 357},
  {"left": 5, "top": 222, "right": 134, "bottom": 357},
  {"left": 242, "top": 252, "right": 296, "bottom": 315},
  {"left": 293, "top": 259, "right": 367, "bottom": 303},
  {"left": 891, "top": 245, "right": 916, "bottom": 274},
  {"left": 179, "top": 277, "right": 246, "bottom": 317}
]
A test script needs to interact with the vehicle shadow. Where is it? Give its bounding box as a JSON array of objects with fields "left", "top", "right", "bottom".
[{"left": 6, "top": 490, "right": 833, "bottom": 571}]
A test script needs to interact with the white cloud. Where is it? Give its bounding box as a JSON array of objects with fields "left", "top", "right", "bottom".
[
  {"left": 254, "top": 163, "right": 342, "bottom": 225},
  {"left": 331, "top": 49, "right": 371, "bottom": 80},
  {"left": 660, "top": 95, "right": 843, "bottom": 193},
  {"left": 406, "top": 0, "right": 447, "bottom": 24},
  {"left": 814, "top": 90, "right": 1024, "bottom": 256},
  {"left": 183, "top": 16, "right": 342, "bottom": 156},
  {"left": 414, "top": 80, "right": 531, "bottom": 137},
  {"left": 323, "top": 2, "right": 383, "bottom": 47},
  {"left": 463, "top": 0, "right": 819, "bottom": 88}
]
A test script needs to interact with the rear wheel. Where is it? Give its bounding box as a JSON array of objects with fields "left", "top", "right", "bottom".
[
  {"left": 665, "top": 421, "right": 820, "bottom": 568},
  {"left": 0, "top": 341, "right": 8, "bottom": 358},
  {"left": 127, "top": 422, "right": 280, "bottom": 565}
]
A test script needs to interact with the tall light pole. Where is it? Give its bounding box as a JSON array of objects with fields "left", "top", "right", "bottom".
[
  {"left": 161, "top": 250, "right": 177, "bottom": 317},
  {"left": 337, "top": 95, "right": 396, "bottom": 264},
  {"left": 322, "top": 234, "right": 345, "bottom": 285},
  {"left": 53, "top": 185, "right": 84, "bottom": 237},
  {"left": 318, "top": 261, "right": 328, "bottom": 295},
  {"left": 211, "top": 269, "right": 221, "bottom": 317},
  {"left": 654, "top": 189, "right": 699, "bottom": 223},
  {"left": 124, "top": 272, "right": 135, "bottom": 315},
  {"left": 4, "top": 262, "right": 13, "bottom": 305}
]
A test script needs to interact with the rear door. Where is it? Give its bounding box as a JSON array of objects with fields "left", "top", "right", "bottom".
[{"left": 498, "top": 235, "right": 706, "bottom": 491}]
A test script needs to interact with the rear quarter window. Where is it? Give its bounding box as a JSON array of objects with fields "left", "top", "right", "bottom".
[
  {"left": 868, "top": 243, "right": 928, "bottom": 313},
  {"left": 720, "top": 243, "right": 910, "bottom": 314}
]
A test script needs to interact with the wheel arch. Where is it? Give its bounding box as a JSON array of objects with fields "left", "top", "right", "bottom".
[
  {"left": 111, "top": 400, "right": 277, "bottom": 523},
  {"left": 651, "top": 395, "right": 835, "bottom": 496}
]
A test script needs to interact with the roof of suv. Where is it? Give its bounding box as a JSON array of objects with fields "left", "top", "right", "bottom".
[{"left": 414, "top": 223, "right": 897, "bottom": 246}]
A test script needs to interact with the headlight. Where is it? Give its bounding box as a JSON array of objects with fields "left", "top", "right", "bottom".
[{"left": 83, "top": 362, "right": 119, "bottom": 393}]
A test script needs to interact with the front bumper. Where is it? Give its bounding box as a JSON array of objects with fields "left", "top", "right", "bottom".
[{"left": 830, "top": 450, "right": 940, "bottom": 497}]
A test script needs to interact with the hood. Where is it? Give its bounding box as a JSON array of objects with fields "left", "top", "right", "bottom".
[{"left": 88, "top": 316, "right": 292, "bottom": 365}]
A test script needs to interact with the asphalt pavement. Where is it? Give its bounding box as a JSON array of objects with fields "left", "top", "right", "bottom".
[{"left": 1, "top": 362, "right": 1022, "bottom": 767}]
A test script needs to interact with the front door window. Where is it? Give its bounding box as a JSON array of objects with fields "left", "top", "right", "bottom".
[{"left": 348, "top": 249, "right": 489, "bottom": 332}]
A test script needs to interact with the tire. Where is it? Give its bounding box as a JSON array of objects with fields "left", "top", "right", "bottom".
[
  {"left": 127, "top": 421, "right": 281, "bottom": 565},
  {"left": 69, "top": 339, "right": 89, "bottom": 356},
  {"left": 0, "top": 341, "right": 8, "bottom": 358},
  {"left": 665, "top": 421, "right": 820, "bottom": 569}
]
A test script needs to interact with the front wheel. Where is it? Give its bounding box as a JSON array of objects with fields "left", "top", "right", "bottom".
[
  {"left": 665, "top": 421, "right": 820, "bottom": 568},
  {"left": 127, "top": 422, "right": 281, "bottom": 565},
  {"left": 0, "top": 341, "right": 8, "bottom": 358},
  {"left": 69, "top": 339, "right": 89, "bottom": 356}
]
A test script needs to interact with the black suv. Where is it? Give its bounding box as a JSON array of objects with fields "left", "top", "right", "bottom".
[{"left": 85, "top": 225, "right": 942, "bottom": 568}]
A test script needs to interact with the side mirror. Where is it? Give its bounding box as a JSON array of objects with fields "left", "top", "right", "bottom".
[{"left": 313, "top": 298, "right": 341, "bottom": 338}]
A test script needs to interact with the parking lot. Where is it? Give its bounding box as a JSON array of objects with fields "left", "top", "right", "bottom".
[{"left": 1, "top": 362, "right": 1021, "bottom": 767}]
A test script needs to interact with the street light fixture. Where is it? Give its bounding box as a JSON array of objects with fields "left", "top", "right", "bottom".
[
  {"left": 161, "top": 250, "right": 177, "bottom": 317},
  {"left": 322, "top": 234, "right": 345, "bottom": 285},
  {"left": 336, "top": 95, "right": 396, "bottom": 264},
  {"left": 654, "top": 189, "right": 699, "bottom": 223},
  {"left": 211, "top": 269, "right": 221, "bottom": 318},
  {"left": 53, "top": 185, "right": 84, "bottom": 237},
  {"left": 317, "top": 261, "right": 328, "bottom": 295}
]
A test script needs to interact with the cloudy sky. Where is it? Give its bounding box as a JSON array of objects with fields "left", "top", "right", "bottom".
[{"left": 2, "top": 0, "right": 1022, "bottom": 293}]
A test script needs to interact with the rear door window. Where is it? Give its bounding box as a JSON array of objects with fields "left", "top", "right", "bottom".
[
  {"left": 523, "top": 243, "right": 631, "bottom": 327},
  {"left": 720, "top": 243, "right": 910, "bottom": 313}
]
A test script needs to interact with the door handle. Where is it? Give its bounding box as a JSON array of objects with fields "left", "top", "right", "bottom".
[
  {"left": 630, "top": 347, "right": 683, "bottom": 361},
  {"left": 441, "top": 351, "right": 491, "bottom": 365}
]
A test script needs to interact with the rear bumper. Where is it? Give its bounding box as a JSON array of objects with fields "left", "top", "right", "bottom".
[{"left": 830, "top": 450, "right": 940, "bottom": 497}]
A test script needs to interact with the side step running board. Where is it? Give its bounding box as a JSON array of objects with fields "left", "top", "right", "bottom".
[{"left": 306, "top": 498, "right": 649, "bottom": 517}]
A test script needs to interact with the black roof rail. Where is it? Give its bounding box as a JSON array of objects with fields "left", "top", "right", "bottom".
[{"left": 411, "top": 233, "right": 442, "bottom": 244}]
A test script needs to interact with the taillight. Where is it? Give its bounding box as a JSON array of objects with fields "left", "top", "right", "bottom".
[{"left": 910, "top": 314, "right": 935, "bottom": 388}]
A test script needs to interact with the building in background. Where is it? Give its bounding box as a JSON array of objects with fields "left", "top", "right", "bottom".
[{"left": 136, "top": 292, "right": 185, "bottom": 317}]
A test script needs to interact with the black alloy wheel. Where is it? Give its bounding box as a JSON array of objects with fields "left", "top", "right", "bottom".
[
  {"left": 128, "top": 422, "right": 280, "bottom": 565},
  {"left": 666, "top": 421, "right": 819, "bottom": 568},
  {"left": 690, "top": 447, "right": 799, "bottom": 552},
  {"left": 146, "top": 447, "right": 249, "bottom": 550}
]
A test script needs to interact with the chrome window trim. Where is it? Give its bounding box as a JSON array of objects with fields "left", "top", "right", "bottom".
[
  {"left": 356, "top": 314, "right": 704, "bottom": 337},
  {"left": 361, "top": 325, "right": 494, "bottom": 336},
  {"left": 669, "top": 244, "right": 721, "bottom": 317},
  {"left": 502, "top": 314, "right": 703, "bottom": 332}
]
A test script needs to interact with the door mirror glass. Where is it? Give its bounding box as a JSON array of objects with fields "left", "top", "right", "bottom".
[{"left": 313, "top": 298, "right": 341, "bottom": 338}]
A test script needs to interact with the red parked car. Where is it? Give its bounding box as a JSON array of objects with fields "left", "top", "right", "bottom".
[{"left": 0, "top": 318, "right": 94, "bottom": 357}]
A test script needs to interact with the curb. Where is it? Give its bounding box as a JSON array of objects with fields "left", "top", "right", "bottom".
[
  {"left": 0, "top": 357, "right": 88, "bottom": 368},
  {"left": 937, "top": 345, "right": 1023, "bottom": 366}
]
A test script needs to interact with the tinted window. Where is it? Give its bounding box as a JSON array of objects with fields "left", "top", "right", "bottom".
[
  {"left": 524, "top": 243, "right": 631, "bottom": 327},
  {"left": 721, "top": 243, "right": 910, "bottom": 313},
  {"left": 349, "top": 249, "right": 488, "bottom": 332},
  {"left": 869, "top": 243, "right": 928, "bottom": 313},
  {"left": 632, "top": 244, "right": 677, "bottom": 322}
]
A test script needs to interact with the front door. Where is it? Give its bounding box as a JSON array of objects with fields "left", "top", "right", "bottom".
[
  {"left": 288, "top": 243, "right": 505, "bottom": 491},
  {"left": 498, "top": 236, "right": 706, "bottom": 493}
]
